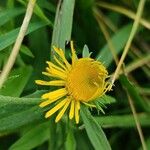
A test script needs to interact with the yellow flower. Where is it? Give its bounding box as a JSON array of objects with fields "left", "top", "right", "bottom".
[{"left": 35, "top": 41, "right": 109, "bottom": 124}]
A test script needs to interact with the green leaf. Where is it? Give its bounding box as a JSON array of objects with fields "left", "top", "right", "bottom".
[
  {"left": 0, "top": 95, "right": 43, "bottom": 133},
  {"left": 96, "top": 24, "right": 132, "bottom": 67},
  {"left": 75, "top": 129, "right": 94, "bottom": 150},
  {"left": 51, "top": 0, "right": 75, "bottom": 50},
  {"left": 82, "top": 44, "right": 91, "bottom": 58},
  {"left": 38, "top": 0, "right": 56, "bottom": 13},
  {"left": 81, "top": 106, "right": 111, "bottom": 150},
  {"left": 20, "top": 45, "right": 34, "bottom": 58},
  {"left": 0, "top": 21, "right": 48, "bottom": 51},
  {"left": 9, "top": 122, "right": 50, "bottom": 150},
  {"left": 97, "top": 95, "right": 116, "bottom": 105},
  {"left": 65, "top": 129, "right": 76, "bottom": 150},
  {"left": 0, "top": 66, "right": 33, "bottom": 97},
  {"left": 25, "top": 90, "right": 46, "bottom": 98},
  {"left": 18, "top": 0, "right": 52, "bottom": 26},
  {"left": 26, "top": 26, "right": 50, "bottom": 91},
  {"left": 93, "top": 95, "right": 116, "bottom": 114},
  {"left": 0, "top": 51, "right": 8, "bottom": 68},
  {"left": 0, "top": 8, "right": 25, "bottom": 26},
  {"left": 94, "top": 113, "right": 150, "bottom": 128},
  {"left": 119, "top": 75, "right": 150, "bottom": 112},
  {"left": 34, "top": 2, "right": 52, "bottom": 26}
]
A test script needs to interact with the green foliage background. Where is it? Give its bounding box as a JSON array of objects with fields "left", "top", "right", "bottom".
[{"left": 0, "top": 0, "right": 150, "bottom": 150}]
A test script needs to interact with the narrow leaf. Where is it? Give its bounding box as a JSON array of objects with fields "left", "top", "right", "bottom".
[
  {"left": 18, "top": 0, "right": 52, "bottom": 26},
  {"left": 20, "top": 45, "right": 34, "bottom": 58},
  {"left": 0, "top": 95, "right": 43, "bottom": 133},
  {"left": 65, "top": 129, "right": 76, "bottom": 150},
  {"left": 81, "top": 106, "right": 111, "bottom": 150},
  {"left": 96, "top": 24, "right": 132, "bottom": 67},
  {"left": 9, "top": 122, "right": 50, "bottom": 150},
  {"left": 120, "top": 75, "right": 150, "bottom": 112},
  {"left": 0, "top": 66, "right": 33, "bottom": 97},
  {"left": 51, "top": 0, "right": 75, "bottom": 50},
  {"left": 94, "top": 113, "right": 150, "bottom": 128},
  {"left": 0, "top": 8, "right": 25, "bottom": 26},
  {"left": 96, "top": 95, "right": 116, "bottom": 105},
  {"left": 0, "top": 21, "right": 48, "bottom": 51}
]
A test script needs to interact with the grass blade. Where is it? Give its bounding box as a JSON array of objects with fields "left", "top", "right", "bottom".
[
  {"left": 94, "top": 113, "right": 150, "bottom": 128},
  {"left": 0, "top": 8, "right": 25, "bottom": 26},
  {"left": 51, "top": 0, "right": 75, "bottom": 50},
  {"left": 0, "top": 21, "right": 48, "bottom": 51},
  {"left": 120, "top": 75, "right": 150, "bottom": 112},
  {"left": 96, "top": 24, "right": 132, "bottom": 67}
]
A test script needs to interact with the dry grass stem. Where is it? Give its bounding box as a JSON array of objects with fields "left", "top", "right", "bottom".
[{"left": 0, "top": 0, "right": 36, "bottom": 89}]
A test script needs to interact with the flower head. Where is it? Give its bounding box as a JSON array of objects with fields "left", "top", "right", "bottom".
[{"left": 36, "top": 41, "right": 109, "bottom": 124}]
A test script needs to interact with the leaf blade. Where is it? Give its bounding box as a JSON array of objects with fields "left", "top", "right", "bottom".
[
  {"left": 0, "top": 21, "right": 48, "bottom": 51},
  {"left": 0, "top": 8, "right": 25, "bottom": 26},
  {"left": 96, "top": 24, "right": 132, "bottom": 67},
  {"left": 9, "top": 122, "right": 49, "bottom": 150},
  {"left": 0, "top": 95, "right": 43, "bottom": 133},
  {"left": 51, "top": 0, "right": 75, "bottom": 50},
  {"left": 81, "top": 106, "right": 111, "bottom": 150}
]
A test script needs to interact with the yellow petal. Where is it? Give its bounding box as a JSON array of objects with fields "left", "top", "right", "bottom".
[
  {"left": 46, "top": 61, "right": 66, "bottom": 73},
  {"left": 42, "top": 88, "right": 67, "bottom": 99},
  {"left": 35, "top": 80, "right": 65, "bottom": 86},
  {"left": 45, "top": 98, "right": 68, "bottom": 118},
  {"left": 69, "top": 100, "right": 75, "bottom": 119},
  {"left": 39, "top": 88, "right": 68, "bottom": 107},
  {"left": 42, "top": 72, "right": 52, "bottom": 77},
  {"left": 39, "top": 97, "right": 60, "bottom": 108},
  {"left": 53, "top": 46, "right": 71, "bottom": 70},
  {"left": 75, "top": 101, "right": 80, "bottom": 124},
  {"left": 70, "top": 41, "right": 77, "bottom": 65},
  {"left": 54, "top": 56, "right": 67, "bottom": 71},
  {"left": 53, "top": 46, "right": 63, "bottom": 58},
  {"left": 42, "top": 68, "right": 66, "bottom": 80},
  {"left": 47, "top": 67, "right": 67, "bottom": 80},
  {"left": 55, "top": 98, "right": 71, "bottom": 122}
]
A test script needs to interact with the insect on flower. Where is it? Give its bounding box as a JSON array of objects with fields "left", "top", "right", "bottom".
[{"left": 35, "top": 41, "right": 110, "bottom": 124}]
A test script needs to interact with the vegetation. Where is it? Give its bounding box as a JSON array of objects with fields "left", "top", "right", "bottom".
[{"left": 0, "top": 0, "right": 150, "bottom": 150}]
